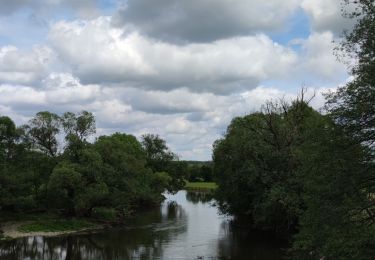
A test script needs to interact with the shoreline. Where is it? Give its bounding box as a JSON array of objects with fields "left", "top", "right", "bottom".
[{"left": 0, "top": 221, "right": 104, "bottom": 241}]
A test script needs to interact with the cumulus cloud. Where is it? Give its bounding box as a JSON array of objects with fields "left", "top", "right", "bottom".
[
  {"left": 49, "top": 17, "right": 297, "bottom": 94},
  {"left": 0, "top": 45, "right": 54, "bottom": 85},
  {"left": 294, "top": 31, "right": 347, "bottom": 81},
  {"left": 0, "top": 0, "right": 353, "bottom": 160},
  {"left": 42, "top": 73, "right": 101, "bottom": 105},
  {"left": 111, "top": 87, "right": 224, "bottom": 114},
  {"left": 112, "top": 0, "right": 301, "bottom": 42},
  {"left": 0, "top": 73, "right": 100, "bottom": 115},
  {"left": 301, "top": 0, "right": 355, "bottom": 34},
  {"left": 0, "top": 73, "right": 336, "bottom": 160}
]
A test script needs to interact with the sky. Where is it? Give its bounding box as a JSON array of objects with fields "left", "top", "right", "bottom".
[{"left": 0, "top": 0, "right": 354, "bottom": 160}]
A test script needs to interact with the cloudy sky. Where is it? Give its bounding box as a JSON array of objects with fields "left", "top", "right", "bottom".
[{"left": 0, "top": 0, "right": 353, "bottom": 160}]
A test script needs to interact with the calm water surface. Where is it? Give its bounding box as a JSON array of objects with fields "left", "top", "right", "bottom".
[{"left": 0, "top": 190, "right": 285, "bottom": 260}]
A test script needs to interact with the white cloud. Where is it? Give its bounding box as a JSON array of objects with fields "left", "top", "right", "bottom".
[
  {"left": 49, "top": 17, "right": 298, "bottom": 94},
  {"left": 42, "top": 73, "right": 101, "bottom": 104},
  {"left": 301, "top": 0, "right": 355, "bottom": 34},
  {"left": 0, "top": 84, "right": 46, "bottom": 108},
  {"left": 0, "top": 45, "right": 54, "bottom": 85},
  {"left": 297, "top": 31, "right": 347, "bottom": 81}
]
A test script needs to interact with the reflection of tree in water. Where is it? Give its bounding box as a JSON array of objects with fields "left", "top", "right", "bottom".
[
  {"left": 216, "top": 221, "right": 286, "bottom": 260},
  {"left": 0, "top": 202, "right": 187, "bottom": 260},
  {"left": 185, "top": 190, "right": 214, "bottom": 204}
]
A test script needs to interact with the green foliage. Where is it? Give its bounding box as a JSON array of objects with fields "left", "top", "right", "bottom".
[
  {"left": 184, "top": 182, "right": 217, "bottom": 191},
  {"left": 214, "top": 99, "right": 314, "bottom": 235},
  {"left": 187, "top": 163, "right": 214, "bottom": 182},
  {"left": 24, "top": 111, "right": 61, "bottom": 157},
  {"left": 213, "top": 94, "right": 375, "bottom": 258},
  {"left": 141, "top": 134, "right": 176, "bottom": 172},
  {"left": 91, "top": 207, "right": 117, "bottom": 221},
  {"left": 0, "top": 111, "right": 178, "bottom": 223},
  {"left": 47, "top": 162, "right": 82, "bottom": 214},
  {"left": 141, "top": 134, "right": 187, "bottom": 191},
  {"left": 17, "top": 219, "right": 94, "bottom": 233},
  {"left": 61, "top": 111, "right": 96, "bottom": 141},
  {"left": 152, "top": 172, "right": 172, "bottom": 192},
  {"left": 327, "top": 0, "right": 375, "bottom": 148}
]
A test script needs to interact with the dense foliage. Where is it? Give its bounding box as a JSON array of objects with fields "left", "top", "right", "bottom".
[
  {"left": 214, "top": 1, "right": 375, "bottom": 258},
  {"left": 185, "top": 162, "right": 214, "bottom": 182},
  {"left": 327, "top": 0, "right": 375, "bottom": 147},
  {"left": 0, "top": 111, "right": 183, "bottom": 220}
]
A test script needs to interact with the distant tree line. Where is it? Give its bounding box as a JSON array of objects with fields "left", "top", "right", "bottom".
[
  {"left": 0, "top": 111, "right": 186, "bottom": 219},
  {"left": 185, "top": 162, "right": 214, "bottom": 182},
  {"left": 213, "top": 1, "right": 375, "bottom": 259}
]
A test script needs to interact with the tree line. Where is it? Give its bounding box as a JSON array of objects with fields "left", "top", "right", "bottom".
[
  {"left": 0, "top": 111, "right": 186, "bottom": 219},
  {"left": 213, "top": 1, "right": 375, "bottom": 259}
]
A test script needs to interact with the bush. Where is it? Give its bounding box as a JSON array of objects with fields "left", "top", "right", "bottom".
[{"left": 91, "top": 207, "right": 117, "bottom": 221}]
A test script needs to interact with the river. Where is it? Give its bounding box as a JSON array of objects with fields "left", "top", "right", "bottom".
[{"left": 0, "top": 190, "right": 285, "bottom": 260}]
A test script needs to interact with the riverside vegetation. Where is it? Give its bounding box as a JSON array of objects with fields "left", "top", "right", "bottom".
[
  {"left": 0, "top": 110, "right": 215, "bottom": 236},
  {"left": 0, "top": 110, "right": 189, "bottom": 235},
  {"left": 213, "top": 1, "right": 375, "bottom": 259}
]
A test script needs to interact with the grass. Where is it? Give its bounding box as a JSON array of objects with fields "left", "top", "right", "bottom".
[
  {"left": 17, "top": 219, "right": 95, "bottom": 233},
  {"left": 0, "top": 231, "right": 11, "bottom": 242},
  {"left": 0, "top": 212, "right": 60, "bottom": 222},
  {"left": 184, "top": 182, "right": 218, "bottom": 191}
]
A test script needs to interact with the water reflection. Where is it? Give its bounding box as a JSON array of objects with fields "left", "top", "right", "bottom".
[
  {"left": 0, "top": 190, "right": 285, "bottom": 260},
  {"left": 185, "top": 190, "right": 214, "bottom": 204}
]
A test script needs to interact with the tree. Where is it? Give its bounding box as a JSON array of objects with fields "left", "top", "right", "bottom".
[
  {"left": 141, "top": 134, "right": 177, "bottom": 172},
  {"left": 213, "top": 97, "right": 317, "bottom": 235},
  {"left": 141, "top": 134, "right": 186, "bottom": 191},
  {"left": 213, "top": 95, "right": 375, "bottom": 258},
  {"left": 0, "top": 111, "right": 180, "bottom": 220},
  {"left": 0, "top": 116, "right": 18, "bottom": 164},
  {"left": 61, "top": 111, "right": 96, "bottom": 162},
  {"left": 24, "top": 112, "right": 61, "bottom": 157},
  {"left": 327, "top": 0, "right": 375, "bottom": 149},
  {"left": 302, "top": 1, "right": 375, "bottom": 257},
  {"left": 94, "top": 133, "right": 161, "bottom": 211},
  {"left": 61, "top": 111, "right": 96, "bottom": 142},
  {"left": 293, "top": 124, "right": 375, "bottom": 259},
  {"left": 48, "top": 162, "right": 82, "bottom": 215}
]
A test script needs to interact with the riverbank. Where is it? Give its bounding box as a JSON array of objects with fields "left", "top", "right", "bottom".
[
  {"left": 1, "top": 221, "right": 102, "bottom": 240},
  {"left": 184, "top": 181, "right": 217, "bottom": 191},
  {"left": 0, "top": 213, "right": 103, "bottom": 241}
]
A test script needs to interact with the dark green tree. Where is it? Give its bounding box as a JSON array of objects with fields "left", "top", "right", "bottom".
[
  {"left": 95, "top": 133, "right": 162, "bottom": 213},
  {"left": 61, "top": 111, "right": 96, "bottom": 162},
  {"left": 327, "top": 0, "right": 375, "bottom": 148},
  {"left": 213, "top": 97, "right": 316, "bottom": 235},
  {"left": 141, "top": 134, "right": 176, "bottom": 172},
  {"left": 61, "top": 111, "right": 96, "bottom": 142},
  {"left": 141, "top": 134, "right": 186, "bottom": 191},
  {"left": 24, "top": 111, "right": 61, "bottom": 157},
  {"left": 0, "top": 116, "right": 18, "bottom": 161}
]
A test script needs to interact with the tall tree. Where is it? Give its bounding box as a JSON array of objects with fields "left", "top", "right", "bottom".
[
  {"left": 61, "top": 111, "right": 96, "bottom": 142},
  {"left": 0, "top": 116, "right": 18, "bottom": 161},
  {"left": 213, "top": 97, "right": 317, "bottom": 235},
  {"left": 141, "top": 134, "right": 176, "bottom": 173},
  {"left": 24, "top": 112, "right": 61, "bottom": 157},
  {"left": 327, "top": 0, "right": 375, "bottom": 149},
  {"left": 61, "top": 111, "right": 96, "bottom": 161}
]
